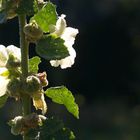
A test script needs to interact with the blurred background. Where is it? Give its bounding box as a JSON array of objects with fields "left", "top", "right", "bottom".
[{"left": 1, "top": 0, "right": 140, "bottom": 139}]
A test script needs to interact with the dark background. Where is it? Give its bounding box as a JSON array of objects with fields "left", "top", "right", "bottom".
[{"left": 1, "top": 0, "right": 140, "bottom": 139}]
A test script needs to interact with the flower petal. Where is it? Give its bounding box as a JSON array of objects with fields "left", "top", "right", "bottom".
[
  {"left": 6, "top": 45, "right": 21, "bottom": 61},
  {"left": 32, "top": 92, "right": 47, "bottom": 114},
  {"left": 0, "top": 45, "right": 8, "bottom": 67},
  {"left": 0, "top": 76, "right": 9, "bottom": 97},
  {"left": 50, "top": 46, "right": 76, "bottom": 69},
  {"left": 54, "top": 14, "right": 67, "bottom": 36},
  {"left": 50, "top": 14, "right": 78, "bottom": 69},
  {"left": 0, "top": 67, "right": 9, "bottom": 76},
  {"left": 61, "top": 27, "right": 79, "bottom": 48}
]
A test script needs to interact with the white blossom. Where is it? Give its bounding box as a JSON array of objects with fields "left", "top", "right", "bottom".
[
  {"left": 6, "top": 45, "right": 21, "bottom": 62},
  {"left": 0, "top": 45, "right": 9, "bottom": 67},
  {"left": 0, "top": 45, "right": 21, "bottom": 67},
  {"left": 50, "top": 14, "right": 79, "bottom": 69},
  {"left": 0, "top": 45, "right": 21, "bottom": 97},
  {"left": 0, "top": 76, "right": 9, "bottom": 97}
]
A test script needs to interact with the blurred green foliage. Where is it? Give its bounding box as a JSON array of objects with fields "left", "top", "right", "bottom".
[{"left": 1, "top": 0, "right": 140, "bottom": 140}]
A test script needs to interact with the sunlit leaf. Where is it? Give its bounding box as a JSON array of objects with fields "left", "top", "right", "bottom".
[
  {"left": 29, "top": 56, "right": 41, "bottom": 74},
  {"left": 45, "top": 86, "right": 79, "bottom": 119},
  {"left": 31, "top": 2, "right": 57, "bottom": 32}
]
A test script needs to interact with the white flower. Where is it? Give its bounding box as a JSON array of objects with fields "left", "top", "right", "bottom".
[
  {"left": 0, "top": 45, "right": 21, "bottom": 67},
  {"left": 0, "top": 45, "right": 21, "bottom": 97},
  {"left": 50, "top": 14, "right": 79, "bottom": 69},
  {"left": 0, "top": 75, "right": 9, "bottom": 97}
]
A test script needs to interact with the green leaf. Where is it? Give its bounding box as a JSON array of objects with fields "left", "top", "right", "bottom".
[
  {"left": 40, "top": 117, "right": 75, "bottom": 140},
  {"left": 36, "top": 35, "right": 69, "bottom": 60},
  {"left": 0, "top": 94, "right": 8, "bottom": 108},
  {"left": 29, "top": 56, "right": 41, "bottom": 74},
  {"left": 31, "top": 2, "right": 57, "bottom": 32},
  {"left": 40, "top": 117, "right": 64, "bottom": 138},
  {"left": 16, "top": 0, "right": 37, "bottom": 15},
  {"left": 45, "top": 86, "right": 79, "bottom": 119}
]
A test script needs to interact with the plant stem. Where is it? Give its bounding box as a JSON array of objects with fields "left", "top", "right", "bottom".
[{"left": 18, "top": 15, "right": 31, "bottom": 140}]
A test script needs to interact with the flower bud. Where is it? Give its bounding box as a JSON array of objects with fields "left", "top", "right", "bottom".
[
  {"left": 36, "top": 72, "right": 48, "bottom": 87},
  {"left": 3, "top": 0, "right": 20, "bottom": 19},
  {"left": 23, "top": 113, "right": 40, "bottom": 129},
  {"left": 7, "top": 9, "right": 17, "bottom": 19},
  {"left": 6, "top": 54, "right": 20, "bottom": 69},
  {"left": 8, "top": 116, "right": 24, "bottom": 135},
  {"left": 24, "top": 21, "right": 43, "bottom": 42},
  {"left": 25, "top": 76, "right": 41, "bottom": 95},
  {"left": 7, "top": 78, "right": 21, "bottom": 99},
  {"left": 8, "top": 113, "right": 45, "bottom": 135}
]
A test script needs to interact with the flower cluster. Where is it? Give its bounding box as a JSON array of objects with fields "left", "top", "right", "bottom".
[
  {"left": 0, "top": 45, "right": 48, "bottom": 114},
  {"left": 0, "top": 0, "right": 79, "bottom": 138},
  {"left": 0, "top": 12, "right": 78, "bottom": 114}
]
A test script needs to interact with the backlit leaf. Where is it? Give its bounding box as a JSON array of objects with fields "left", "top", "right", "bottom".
[
  {"left": 36, "top": 35, "right": 69, "bottom": 60},
  {"left": 29, "top": 56, "right": 41, "bottom": 74},
  {"left": 31, "top": 2, "right": 57, "bottom": 32},
  {"left": 45, "top": 86, "right": 79, "bottom": 119}
]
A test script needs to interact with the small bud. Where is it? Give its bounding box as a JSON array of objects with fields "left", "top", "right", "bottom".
[
  {"left": 36, "top": 72, "right": 48, "bottom": 87},
  {"left": 7, "top": 78, "right": 21, "bottom": 99},
  {"left": 24, "top": 21, "right": 43, "bottom": 42},
  {"left": 8, "top": 113, "right": 45, "bottom": 135},
  {"left": 4, "top": 0, "right": 20, "bottom": 19},
  {"left": 8, "top": 116, "right": 24, "bottom": 135},
  {"left": 6, "top": 54, "right": 20, "bottom": 69},
  {"left": 23, "top": 113, "right": 40, "bottom": 129},
  {"left": 25, "top": 76, "right": 41, "bottom": 95}
]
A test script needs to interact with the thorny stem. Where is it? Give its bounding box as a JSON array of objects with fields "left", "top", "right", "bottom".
[{"left": 18, "top": 14, "right": 31, "bottom": 140}]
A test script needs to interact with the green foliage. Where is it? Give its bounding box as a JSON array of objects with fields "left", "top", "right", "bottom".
[
  {"left": 45, "top": 86, "right": 79, "bottom": 119},
  {"left": 0, "top": 10, "right": 6, "bottom": 23},
  {"left": 36, "top": 35, "right": 69, "bottom": 60},
  {"left": 31, "top": 2, "right": 57, "bottom": 33},
  {"left": 29, "top": 56, "right": 41, "bottom": 74},
  {"left": 16, "top": 0, "right": 37, "bottom": 15},
  {"left": 40, "top": 117, "right": 75, "bottom": 140},
  {"left": 26, "top": 129, "right": 40, "bottom": 140},
  {"left": 0, "top": 94, "right": 8, "bottom": 108}
]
